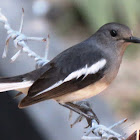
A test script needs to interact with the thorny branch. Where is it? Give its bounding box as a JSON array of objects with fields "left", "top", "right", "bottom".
[
  {"left": 69, "top": 102, "right": 126, "bottom": 140},
  {"left": 0, "top": 8, "right": 49, "bottom": 68},
  {"left": 0, "top": 8, "right": 128, "bottom": 140}
]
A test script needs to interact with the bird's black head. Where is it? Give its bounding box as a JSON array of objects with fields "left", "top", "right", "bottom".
[{"left": 95, "top": 23, "right": 140, "bottom": 50}]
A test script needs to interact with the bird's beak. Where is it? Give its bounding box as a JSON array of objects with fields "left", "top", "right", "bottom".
[{"left": 124, "top": 36, "right": 140, "bottom": 43}]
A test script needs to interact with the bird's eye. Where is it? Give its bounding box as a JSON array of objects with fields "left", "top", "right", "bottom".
[{"left": 110, "top": 30, "right": 117, "bottom": 37}]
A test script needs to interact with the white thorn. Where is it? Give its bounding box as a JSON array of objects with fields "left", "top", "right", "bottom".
[
  {"left": 26, "top": 37, "right": 46, "bottom": 42},
  {"left": 11, "top": 50, "right": 21, "bottom": 62},
  {"left": 2, "top": 48, "right": 7, "bottom": 58},
  {"left": 19, "top": 8, "right": 24, "bottom": 33},
  {"left": 2, "top": 35, "right": 11, "bottom": 58},
  {"left": 109, "top": 118, "right": 127, "bottom": 129},
  {"left": 0, "top": 9, "right": 7, "bottom": 23},
  {"left": 44, "top": 34, "right": 49, "bottom": 60}
]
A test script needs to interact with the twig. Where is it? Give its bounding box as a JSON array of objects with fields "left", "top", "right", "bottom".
[
  {"left": 0, "top": 8, "right": 49, "bottom": 68},
  {"left": 68, "top": 101, "right": 126, "bottom": 140},
  {"left": 81, "top": 118, "right": 126, "bottom": 140}
]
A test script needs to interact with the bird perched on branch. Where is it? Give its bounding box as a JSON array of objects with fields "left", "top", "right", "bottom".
[{"left": 0, "top": 23, "right": 140, "bottom": 120}]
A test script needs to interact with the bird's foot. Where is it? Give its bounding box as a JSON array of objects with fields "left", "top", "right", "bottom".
[
  {"left": 72, "top": 101, "right": 100, "bottom": 127},
  {"left": 60, "top": 101, "right": 127, "bottom": 140},
  {"left": 60, "top": 101, "right": 99, "bottom": 127}
]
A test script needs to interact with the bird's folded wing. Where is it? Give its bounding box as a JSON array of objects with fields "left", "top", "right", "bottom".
[{"left": 19, "top": 42, "right": 107, "bottom": 107}]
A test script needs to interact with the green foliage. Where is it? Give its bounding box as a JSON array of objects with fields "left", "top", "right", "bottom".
[
  {"left": 72, "top": 0, "right": 140, "bottom": 31},
  {"left": 129, "top": 98, "right": 140, "bottom": 118},
  {"left": 70, "top": 0, "right": 140, "bottom": 55}
]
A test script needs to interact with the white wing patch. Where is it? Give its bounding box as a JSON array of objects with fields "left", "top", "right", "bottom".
[
  {"left": 37, "top": 81, "right": 63, "bottom": 95},
  {"left": 64, "top": 59, "right": 106, "bottom": 82},
  {"left": 36, "top": 59, "right": 107, "bottom": 96}
]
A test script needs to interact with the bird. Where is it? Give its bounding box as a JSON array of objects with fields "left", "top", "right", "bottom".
[{"left": 0, "top": 22, "right": 140, "bottom": 115}]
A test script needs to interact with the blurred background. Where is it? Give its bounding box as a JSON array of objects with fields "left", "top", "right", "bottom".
[{"left": 0, "top": 0, "right": 140, "bottom": 139}]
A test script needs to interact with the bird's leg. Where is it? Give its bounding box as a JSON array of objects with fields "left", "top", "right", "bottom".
[
  {"left": 75, "top": 101, "right": 100, "bottom": 125},
  {"left": 59, "top": 101, "right": 99, "bottom": 126}
]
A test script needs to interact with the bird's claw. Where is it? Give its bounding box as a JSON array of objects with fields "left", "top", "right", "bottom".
[
  {"left": 67, "top": 101, "right": 126, "bottom": 140},
  {"left": 68, "top": 101, "right": 99, "bottom": 128},
  {"left": 70, "top": 115, "right": 84, "bottom": 128},
  {"left": 77, "top": 101, "right": 100, "bottom": 125}
]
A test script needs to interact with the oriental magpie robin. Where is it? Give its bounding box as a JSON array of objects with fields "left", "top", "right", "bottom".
[{"left": 0, "top": 22, "right": 140, "bottom": 111}]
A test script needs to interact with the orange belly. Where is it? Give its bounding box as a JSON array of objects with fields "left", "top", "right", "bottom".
[{"left": 55, "top": 81, "right": 108, "bottom": 103}]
